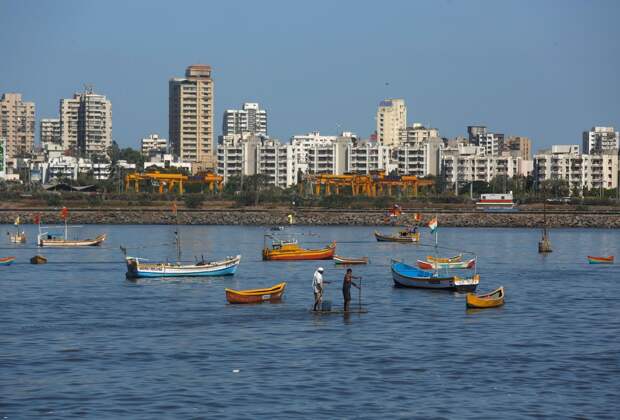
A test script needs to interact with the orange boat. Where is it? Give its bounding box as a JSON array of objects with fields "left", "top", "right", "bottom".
[
  {"left": 225, "top": 282, "right": 287, "bottom": 304},
  {"left": 262, "top": 238, "right": 336, "bottom": 261},
  {"left": 587, "top": 255, "right": 614, "bottom": 264}
]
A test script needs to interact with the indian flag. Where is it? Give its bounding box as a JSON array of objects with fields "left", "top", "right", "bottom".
[{"left": 428, "top": 217, "right": 438, "bottom": 233}]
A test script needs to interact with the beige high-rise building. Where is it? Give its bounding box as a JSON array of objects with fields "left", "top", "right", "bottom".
[
  {"left": 376, "top": 98, "right": 407, "bottom": 147},
  {"left": 169, "top": 65, "right": 215, "bottom": 172},
  {"left": 0, "top": 93, "right": 35, "bottom": 158},
  {"left": 505, "top": 136, "right": 532, "bottom": 160},
  {"left": 60, "top": 90, "right": 112, "bottom": 157},
  {"left": 40, "top": 118, "right": 61, "bottom": 148}
]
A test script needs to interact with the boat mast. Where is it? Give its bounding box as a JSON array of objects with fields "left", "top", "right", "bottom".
[{"left": 173, "top": 201, "right": 181, "bottom": 262}]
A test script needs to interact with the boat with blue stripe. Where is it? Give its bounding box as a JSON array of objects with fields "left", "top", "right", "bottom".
[
  {"left": 391, "top": 259, "right": 479, "bottom": 292},
  {"left": 125, "top": 255, "right": 241, "bottom": 278}
]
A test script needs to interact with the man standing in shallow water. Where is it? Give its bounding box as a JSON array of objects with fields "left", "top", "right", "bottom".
[
  {"left": 342, "top": 268, "right": 360, "bottom": 312},
  {"left": 312, "top": 267, "right": 330, "bottom": 311}
]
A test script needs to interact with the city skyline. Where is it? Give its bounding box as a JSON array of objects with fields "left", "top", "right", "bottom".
[{"left": 1, "top": 0, "right": 619, "bottom": 149}]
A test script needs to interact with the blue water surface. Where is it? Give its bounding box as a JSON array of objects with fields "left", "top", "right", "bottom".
[{"left": 1, "top": 225, "right": 619, "bottom": 419}]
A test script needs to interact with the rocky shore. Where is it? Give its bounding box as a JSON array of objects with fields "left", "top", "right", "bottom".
[{"left": 1, "top": 208, "right": 619, "bottom": 228}]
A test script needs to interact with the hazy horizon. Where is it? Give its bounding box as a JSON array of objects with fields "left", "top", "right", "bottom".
[{"left": 1, "top": 0, "right": 619, "bottom": 151}]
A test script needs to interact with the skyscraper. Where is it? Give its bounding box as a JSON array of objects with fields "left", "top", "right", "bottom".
[
  {"left": 0, "top": 93, "right": 35, "bottom": 158},
  {"left": 60, "top": 89, "right": 112, "bottom": 158},
  {"left": 376, "top": 99, "right": 407, "bottom": 147},
  {"left": 223, "top": 102, "right": 267, "bottom": 136},
  {"left": 169, "top": 65, "right": 215, "bottom": 172}
]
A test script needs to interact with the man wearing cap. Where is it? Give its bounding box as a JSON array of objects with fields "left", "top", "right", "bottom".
[{"left": 312, "top": 267, "right": 329, "bottom": 311}]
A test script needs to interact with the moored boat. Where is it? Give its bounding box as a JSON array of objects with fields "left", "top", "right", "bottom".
[
  {"left": 416, "top": 258, "right": 475, "bottom": 270},
  {"left": 38, "top": 233, "right": 106, "bottom": 247},
  {"left": 225, "top": 282, "right": 287, "bottom": 304},
  {"left": 427, "top": 254, "right": 462, "bottom": 263},
  {"left": 391, "top": 260, "right": 479, "bottom": 292},
  {"left": 587, "top": 255, "right": 614, "bottom": 264},
  {"left": 7, "top": 216, "right": 27, "bottom": 243},
  {"left": 262, "top": 238, "right": 335, "bottom": 261},
  {"left": 374, "top": 229, "right": 419, "bottom": 243},
  {"left": 125, "top": 254, "right": 241, "bottom": 278},
  {"left": 30, "top": 255, "right": 47, "bottom": 264},
  {"left": 334, "top": 255, "right": 369, "bottom": 265},
  {"left": 0, "top": 256, "right": 16, "bottom": 266},
  {"left": 466, "top": 287, "right": 505, "bottom": 308}
]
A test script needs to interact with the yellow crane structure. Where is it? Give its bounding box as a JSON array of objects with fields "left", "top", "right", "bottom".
[
  {"left": 300, "top": 171, "right": 434, "bottom": 197},
  {"left": 125, "top": 171, "right": 224, "bottom": 195}
]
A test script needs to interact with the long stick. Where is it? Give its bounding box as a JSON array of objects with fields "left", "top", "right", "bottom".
[{"left": 358, "top": 276, "right": 362, "bottom": 311}]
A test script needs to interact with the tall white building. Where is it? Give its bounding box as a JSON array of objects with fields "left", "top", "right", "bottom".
[
  {"left": 534, "top": 145, "right": 618, "bottom": 194},
  {"left": 467, "top": 125, "right": 504, "bottom": 156},
  {"left": 396, "top": 138, "right": 443, "bottom": 177},
  {"left": 60, "top": 90, "right": 112, "bottom": 158},
  {"left": 582, "top": 126, "right": 619, "bottom": 154},
  {"left": 40, "top": 118, "right": 61, "bottom": 148},
  {"left": 376, "top": 99, "right": 407, "bottom": 146},
  {"left": 348, "top": 141, "right": 393, "bottom": 174},
  {"left": 140, "top": 134, "right": 168, "bottom": 156},
  {"left": 223, "top": 102, "right": 267, "bottom": 136},
  {"left": 290, "top": 131, "right": 341, "bottom": 174}
]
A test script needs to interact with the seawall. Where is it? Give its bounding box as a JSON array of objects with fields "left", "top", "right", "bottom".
[{"left": 1, "top": 208, "right": 619, "bottom": 228}]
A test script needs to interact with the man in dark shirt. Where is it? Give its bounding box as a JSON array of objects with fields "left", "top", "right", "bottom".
[{"left": 342, "top": 268, "right": 360, "bottom": 312}]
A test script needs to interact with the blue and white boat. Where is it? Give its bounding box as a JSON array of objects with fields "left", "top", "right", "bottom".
[
  {"left": 391, "top": 259, "right": 479, "bottom": 292},
  {"left": 125, "top": 254, "right": 241, "bottom": 278}
]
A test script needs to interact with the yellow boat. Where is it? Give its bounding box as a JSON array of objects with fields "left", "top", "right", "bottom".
[
  {"left": 262, "top": 238, "right": 336, "bottom": 261},
  {"left": 427, "top": 254, "right": 462, "bottom": 263},
  {"left": 466, "top": 287, "right": 505, "bottom": 309},
  {"left": 225, "top": 282, "right": 287, "bottom": 304}
]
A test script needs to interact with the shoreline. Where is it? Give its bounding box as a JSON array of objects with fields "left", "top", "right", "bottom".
[{"left": 1, "top": 208, "right": 619, "bottom": 228}]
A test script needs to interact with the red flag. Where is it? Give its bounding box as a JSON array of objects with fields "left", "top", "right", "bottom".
[
  {"left": 60, "top": 207, "right": 69, "bottom": 220},
  {"left": 34, "top": 214, "right": 41, "bottom": 225},
  {"left": 414, "top": 213, "right": 421, "bottom": 222}
]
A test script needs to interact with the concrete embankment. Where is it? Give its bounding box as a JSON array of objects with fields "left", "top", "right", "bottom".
[{"left": 0, "top": 208, "right": 619, "bottom": 228}]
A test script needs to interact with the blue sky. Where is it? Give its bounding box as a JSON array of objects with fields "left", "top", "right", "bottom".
[{"left": 1, "top": 0, "right": 619, "bottom": 151}]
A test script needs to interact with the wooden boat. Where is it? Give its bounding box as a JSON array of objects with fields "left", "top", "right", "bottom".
[
  {"left": 125, "top": 254, "right": 241, "bottom": 278},
  {"left": 374, "top": 229, "right": 420, "bottom": 243},
  {"left": 391, "top": 260, "right": 479, "bottom": 292},
  {"left": 587, "top": 255, "right": 614, "bottom": 264},
  {"left": 38, "top": 233, "right": 106, "bottom": 247},
  {"left": 466, "top": 287, "right": 505, "bottom": 308},
  {"left": 334, "top": 255, "right": 369, "bottom": 265},
  {"left": 225, "top": 282, "right": 287, "bottom": 304},
  {"left": 7, "top": 216, "right": 27, "bottom": 243},
  {"left": 0, "top": 256, "right": 16, "bottom": 266},
  {"left": 30, "top": 255, "right": 47, "bottom": 264},
  {"left": 427, "top": 254, "right": 462, "bottom": 263},
  {"left": 262, "top": 239, "right": 335, "bottom": 261},
  {"left": 416, "top": 258, "right": 475, "bottom": 270}
]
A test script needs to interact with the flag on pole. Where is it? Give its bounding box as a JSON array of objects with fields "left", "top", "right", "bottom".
[
  {"left": 33, "top": 214, "right": 41, "bottom": 225},
  {"left": 428, "top": 217, "right": 438, "bottom": 234},
  {"left": 60, "top": 207, "right": 69, "bottom": 220},
  {"left": 14, "top": 216, "right": 20, "bottom": 226},
  {"left": 414, "top": 213, "right": 421, "bottom": 222}
]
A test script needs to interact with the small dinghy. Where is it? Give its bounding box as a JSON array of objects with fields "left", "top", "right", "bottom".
[
  {"left": 30, "top": 255, "right": 47, "bottom": 264},
  {"left": 466, "top": 287, "right": 505, "bottom": 309},
  {"left": 587, "top": 255, "right": 614, "bottom": 264},
  {"left": 225, "top": 282, "right": 287, "bottom": 304},
  {"left": 334, "top": 255, "right": 369, "bottom": 265},
  {"left": 0, "top": 256, "right": 16, "bottom": 266}
]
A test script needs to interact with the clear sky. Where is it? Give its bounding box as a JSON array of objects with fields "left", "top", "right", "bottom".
[{"left": 1, "top": 0, "right": 619, "bottom": 151}]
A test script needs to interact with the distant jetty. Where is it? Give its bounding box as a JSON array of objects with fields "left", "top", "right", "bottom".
[{"left": 0, "top": 208, "right": 619, "bottom": 228}]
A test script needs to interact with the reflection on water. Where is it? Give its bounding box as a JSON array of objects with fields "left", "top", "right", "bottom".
[{"left": 1, "top": 225, "right": 619, "bottom": 418}]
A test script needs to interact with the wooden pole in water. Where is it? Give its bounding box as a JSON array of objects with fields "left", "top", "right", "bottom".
[{"left": 358, "top": 276, "right": 362, "bottom": 311}]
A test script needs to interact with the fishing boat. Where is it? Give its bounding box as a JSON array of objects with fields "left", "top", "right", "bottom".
[
  {"left": 374, "top": 228, "right": 419, "bottom": 243},
  {"left": 391, "top": 260, "right": 479, "bottom": 292},
  {"left": 36, "top": 209, "right": 106, "bottom": 247},
  {"left": 30, "top": 255, "right": 47, "bottom": 265},
  {"left": 466, "top": 287, "right": 505, "bottom": 308},
  {"left": 262, "top": 237, "right": 335, "bottom": 261},
  {"left": 0, "top": 256, "right": 16, "bottom": 266},
  {"left": 587, "top": 255, "right": 614, "bottom": 264},
  {"left": 126, "top": 254, "right": 241, "bottom": 278},
  {"left": 7, "top": 216, "right": 26, "bottom": 243},
  {"left": 334, "top": 255, "right": 369, "bottom": 265},
  {"left": 416, "top": 258, "right": 475, "bottom": 270},
  {"left": 225, "top": 282, "right": 287, "bottom": 304}
]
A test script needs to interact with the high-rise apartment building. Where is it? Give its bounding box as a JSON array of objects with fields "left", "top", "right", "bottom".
[
  {"left": 399, "top": 123, "right": 440, "bottom": 144},
  {"left": 40, "top": 118, "right": 61, "bottom": 148},
  {"left": 0, "top": 93, "right": 35, "bottom": 158},
  {"left": 141, "top": 134, "right": 169, "bottom": 156},
  {"left": 223, "top": 102, "right": 267, "bottom": 136},
  {"left": 169, "top": 64, "right": 215, "bottom": 172},
  {"left": 468, "top": 125, "right": 504, "bottom": 156},
  {"left": 60, "top": 90, "right": 112, "bottom": 158},
  {"left": 504, "top": 136, "right": 532, "bottom": 160},
  {"left": 582, "top": 126, "right": 619, "bottom": 154},
  {"left": 376, "top": 99, "right": 407, "bottom": 146}
]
